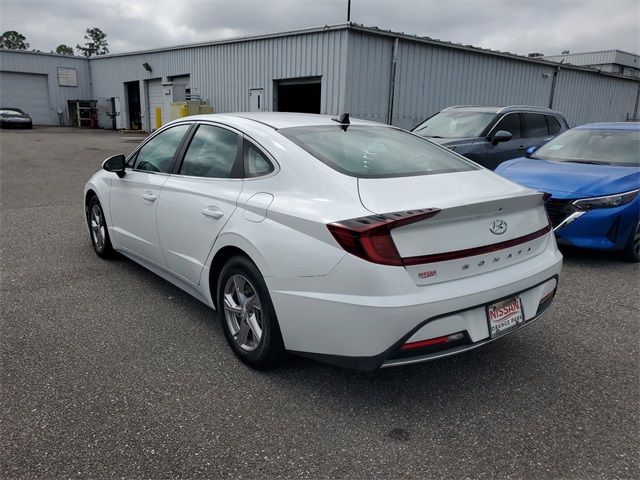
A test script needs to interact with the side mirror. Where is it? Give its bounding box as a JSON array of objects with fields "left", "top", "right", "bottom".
[
  {"left": 102, "top": 154, "right": 126, "bottom": 178},
  {"left": 525, "top": 146, "right": 539, "bottom": 157},
  {"left": 488, "top": 130, "right": 512, "bottom": 146}
]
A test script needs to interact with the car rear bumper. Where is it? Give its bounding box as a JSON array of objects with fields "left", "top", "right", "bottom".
[
  {"left": 266, "top": 239, "right": 563, "bottom": 370},
  {"left": 0, "top": 119, "right": 33, "bottom": 128},
  {"left": 380, "top": 280, "right": 556, "bottom": 368}
]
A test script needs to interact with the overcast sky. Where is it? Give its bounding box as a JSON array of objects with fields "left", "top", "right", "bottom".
[{"left": 1, "top": 0, "right": 638, "bottom": 56}]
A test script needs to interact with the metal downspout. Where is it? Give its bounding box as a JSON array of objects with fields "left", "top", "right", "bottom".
[
  {"left": 387, "top": 37, "right": 399, "bottom": 125},
  {"left": 88, "top": 58, "right": 94, "bottom": 100},
  {"left": 548, "top": 66, "right": 560, "bottom": 109},
  {"left": 632, "top": 81, "right": 640, "bottom": 121}
]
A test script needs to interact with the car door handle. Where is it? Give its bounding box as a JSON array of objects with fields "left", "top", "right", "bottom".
[
  {"left": 142, "top": 192, "right": 157, "bottom": 202},
  {"left": 201, "top": 206, "right": 224, "bottom": 219}
]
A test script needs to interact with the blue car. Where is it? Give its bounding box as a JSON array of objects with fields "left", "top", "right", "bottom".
[{"left": 496, "top": 122, "right": 639, "bottom": 262}]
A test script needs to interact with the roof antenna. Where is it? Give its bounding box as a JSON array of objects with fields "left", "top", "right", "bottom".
[{"left": 332, "top": 112, "right": 350, "bottom": 131}]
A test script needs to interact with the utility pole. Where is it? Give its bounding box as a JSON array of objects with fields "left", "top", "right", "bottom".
[{"left": 347, "top": 0, "right": 351, "bottom": 22}]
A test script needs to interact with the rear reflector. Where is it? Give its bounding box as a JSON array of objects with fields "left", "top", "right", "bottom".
[
  {"left": 401, "top": 332, "right": 465, "bottom": 351},
  {"left": 327, "top": 209, "right": 441, "bottom": 266},
  {"left": 539, "top": 289, "right": 556, "bottom": 306}
]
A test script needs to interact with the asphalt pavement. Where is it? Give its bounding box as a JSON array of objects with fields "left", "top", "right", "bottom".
[{"left": 1, "top": 127, "right": 638, "bottom": 479}]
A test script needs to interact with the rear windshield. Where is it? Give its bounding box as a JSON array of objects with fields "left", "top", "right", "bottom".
[
  {"left": 279, "top": 125, "right": 478, "bottom": 178},
  {"left": 412, "top": 111, "right": 495, "bottom": 138},
  {"left": 532, "top": 128, "right": 640, "bottom": 166}
]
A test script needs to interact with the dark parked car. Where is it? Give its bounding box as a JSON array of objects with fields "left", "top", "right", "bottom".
[
  {"left": 0, "top": 107, "right": 33, "bottom": 129},
  {"left": 412, "top": 105, "right": 569, "bottom": 170}
]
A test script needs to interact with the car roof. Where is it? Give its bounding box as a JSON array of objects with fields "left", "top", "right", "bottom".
[
  {"left": 183, "top": 112, "right": 385, "bottom": 130},
  {"left": 575, "top": 122, "right": 640, "bottom": 131},
  {"left": 442, "top": 106, "right": 501, "bottom": 113},
  {"left": 442, "top": 105, "right": 564, "bottom": 116}
]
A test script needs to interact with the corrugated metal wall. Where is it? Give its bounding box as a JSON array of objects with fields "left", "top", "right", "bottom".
[
  {"left": 343, "top": 32, "right": 393, "bottom": 123},
  {"left": 0, "top": 50, "right": 91, "bottom": 125},
  {"left": 89, "top": 29, "right": 348, "bottom": 131},
  {"left": 2, "top": 26, "right": 637, "bottom": 130},
  {"left": 391, "top": 38, "right": 555, "bottom": 130},
  {"left": 346, "top": 31, "right": 639, "bottom": 130},
  {"left": 552, "top": 68, "right": 640, "bottom": 125}
]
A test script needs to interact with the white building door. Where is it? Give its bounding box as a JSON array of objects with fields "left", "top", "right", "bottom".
[
  {"left": 249, "top": 89, "right": 264, "bottom": 112},
  {"left": 147, "top": 79, "right": 164, "bottom": 130},
  {"left": 114, "top": 97, "right": 125, "bottom": 129}
]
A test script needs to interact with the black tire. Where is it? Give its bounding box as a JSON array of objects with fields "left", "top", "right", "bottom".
[
  {"left": 87, "top": 195, "right": 116, "bottom": 259},
  {"left": 217, "top": 255, "right": 287, "bottom": 369},
  {"left": 621, "top": 220, "right": 640, "bottom": 263}
]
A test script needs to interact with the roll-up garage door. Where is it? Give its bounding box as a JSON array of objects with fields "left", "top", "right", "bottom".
[
  {"left": 147, "top": 78, "right": 164, "bottom": 130},
  {"left": 0, "top": 72, "right": 51, "bottom": 124}
]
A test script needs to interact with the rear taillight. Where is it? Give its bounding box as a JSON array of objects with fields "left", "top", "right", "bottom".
[{"left": 327, "top": 209, "right": 441, "bottom": 266}]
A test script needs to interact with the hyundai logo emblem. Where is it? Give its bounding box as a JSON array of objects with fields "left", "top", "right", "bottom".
[{"left": 489, "top": 219, "right": 508, "bottom": 235}]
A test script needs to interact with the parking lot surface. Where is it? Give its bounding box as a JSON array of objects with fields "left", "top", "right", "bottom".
[{"left": 1, "top": 127, "right": 638, "bottom": 479}]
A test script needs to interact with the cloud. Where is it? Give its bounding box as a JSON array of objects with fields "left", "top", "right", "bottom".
[{"left": 0, "top": 0, "right": 638, "bottom": 55}]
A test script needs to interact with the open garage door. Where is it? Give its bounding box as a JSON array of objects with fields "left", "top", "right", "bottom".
[
  {"left": 0, "top": 72, "right": 51, "bottom": 124},
  {"left": 147, "top": 79, "right": 164, "bottom": 131},
  {"left": 276, "top": 77, "right": 321, "bottom": 114}
]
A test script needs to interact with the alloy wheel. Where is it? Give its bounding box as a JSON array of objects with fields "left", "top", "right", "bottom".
[
  {"left": 634, "top": 221, "right": 640, "bottom": 257},
  {"left": 223, "top": 274, "right": 263, "bottom": 352},
  {"left": 90, "top": 204, "right": 106, "bottom": 251}
]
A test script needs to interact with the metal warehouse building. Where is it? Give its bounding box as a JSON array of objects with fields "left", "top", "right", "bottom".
[
  {"left": 542, "top": 50, "right": 640, "bottom": 79},
  {"left": 1, "top": 23, "right": 639, "bottom": 131}
]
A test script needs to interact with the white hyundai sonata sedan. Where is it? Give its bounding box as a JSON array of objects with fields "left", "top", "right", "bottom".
[{"left": 84, "top": 112, "right": 562, "bottom": 370}]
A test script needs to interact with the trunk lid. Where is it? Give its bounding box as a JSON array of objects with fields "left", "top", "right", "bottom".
[{"left": 358, "top": 170, "right": 551, "bottom": 285}]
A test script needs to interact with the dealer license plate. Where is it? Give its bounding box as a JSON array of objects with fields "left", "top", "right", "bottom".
[{"left": 487, "top": 296, "right": 524, "bottom": 338}]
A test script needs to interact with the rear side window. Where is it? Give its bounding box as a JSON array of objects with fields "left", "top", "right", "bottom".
[
  {"left": 133, "top": 124, "right": 191, "bottom": 172},
  {"left": 244, "top": 140, "right": 274, "bottom": 177},
  {"left": 279, "top": 125, "right": 478, "bottom": 178},
  {"left": 546, "top": 116, "right": 562, "bottom": 135},
  {"left": 522, "top": 113, "right": 549, "bottom": 138},
  {"left": 493, "top": 113, "right": 521, "bottom": 138},
  {"left": 180, "top": 125, "right": 240, "bottom": 178}
]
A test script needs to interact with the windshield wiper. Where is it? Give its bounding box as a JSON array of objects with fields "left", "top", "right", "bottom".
[{"left": 565, "top": 160, "right": 611, "bottom": 166}]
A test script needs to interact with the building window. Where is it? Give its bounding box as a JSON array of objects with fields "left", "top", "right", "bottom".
[{"left": 57, "top": 67, "right": 78, "bottom": 87}]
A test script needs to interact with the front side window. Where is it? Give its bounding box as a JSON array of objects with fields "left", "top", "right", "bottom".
[
  {"left": 280, "top": 125, "right": 478, "bottom": 178},
  {"left": 522, "top": 113, "right": 549, "bottom": 138},
  {"left": 493, "top": 114, "right": 521, "bottom": 138},
  {"left": 133, "top": 124, "right": 190, "bottom": 172},
  {"left": 180, "top": 124, "right": 240, "bottom": 178},
  {"left": 412, "top": 111, "right": 495, "bottom": 138},
  {"left": 546, "top": 116, "right": 562, "bottom": 135},
  {"left": 532, "top": 128, "right": 640, "bottom": 166}
]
